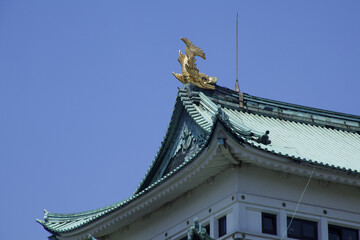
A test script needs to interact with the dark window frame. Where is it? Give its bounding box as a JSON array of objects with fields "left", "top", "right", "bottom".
[
  {"left": 218, "top": 215, "right": 227, "bottom": 237},
  {"left": 262, "top": 212, "right": 277, "bottom": 235},
  {"left": 204, "top": 224, "right": 210, "bottom": 235},
  {"left": 329, "top": 224, "right": 359, "bottom": 240},
  {"left": 287, "top": 217, "right": 318, "bottom": 240}
]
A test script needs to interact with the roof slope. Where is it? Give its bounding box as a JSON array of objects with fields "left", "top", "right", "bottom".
[{"left": 38, "top": 84, "right": 360, "bottom": 235}]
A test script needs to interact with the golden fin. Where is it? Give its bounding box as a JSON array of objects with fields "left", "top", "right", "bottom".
[
  {"left": 172, "top": 72, "right": 185, "bottom": 84},
  {"left": 181, "top": 38, "right": 206, "bottom": 60},
  {"left": 178, "top": 50, "right": 185, "bottom": 65}
]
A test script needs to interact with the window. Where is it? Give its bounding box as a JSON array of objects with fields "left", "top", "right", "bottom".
[
  {"left": 204, "top": 224, "right": 210, "bottom": 235},
  {"left": 218, "top": 215, "right": 227, "bottom": 237},
  {"left": 329, "top": 225, "right": 359, "bottom": 240},
  {"left": 262, "top": 212, "right": 277, "bottom": 235},
  {"left": 287, "top": 217, "right": 318, "bottom": 240},
  {"left": 192, "top": 234, "right": 201, "bottom": 240}
]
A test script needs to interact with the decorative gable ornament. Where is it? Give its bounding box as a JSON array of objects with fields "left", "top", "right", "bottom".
[{"left": 173, "top": 38, "right": 218, "bottom": 90}]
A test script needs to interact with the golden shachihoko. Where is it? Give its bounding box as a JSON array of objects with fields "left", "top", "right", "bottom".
[{"left": 173, "top": 38, "right": 217, "bottom": 90}]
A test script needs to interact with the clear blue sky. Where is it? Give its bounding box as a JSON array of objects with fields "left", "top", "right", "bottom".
[{"left": 0, "top": 1, "right": 359, "bottom": 239}]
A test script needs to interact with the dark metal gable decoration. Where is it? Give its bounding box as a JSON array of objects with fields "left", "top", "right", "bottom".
[
  {"left": 162, "top": 113, "right": 207, "bottom": 176},
  {"left": 214, "top": 108, "right": 271, "bottom": 145},
  {"left": 149, "top": 111, "right": 207, "bottom": 185}
]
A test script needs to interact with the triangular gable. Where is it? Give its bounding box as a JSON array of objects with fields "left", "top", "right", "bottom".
[{"left": 136, "top": 87, "right": 210, "bottom": 193}]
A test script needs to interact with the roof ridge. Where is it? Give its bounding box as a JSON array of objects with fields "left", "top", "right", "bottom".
[
  {"left": 215, "top": 85, "right": 360, "bottom": 121},
  {"left": 199, "top": 85, "right": 359, "bottom": 133},
  {"left": 245, "top": 94, "right": 360, "bottom": 121}
]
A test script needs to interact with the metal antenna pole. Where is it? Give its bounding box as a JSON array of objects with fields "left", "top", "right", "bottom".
[
  {"left": 235, "top": 13, "right": 244, "bottom": 108},
  {"left": 235, "top": 13, "right": 240, "bottom": 92},
  {"left": 236, "top": 12, "right": 239, "bottom": 84}
]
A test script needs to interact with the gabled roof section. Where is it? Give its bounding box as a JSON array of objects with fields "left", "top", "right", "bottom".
[
  {"left": 135, "top": 86, "right": 211, "bottom": 193},
  {"left": 38, "top": 84, "right": 360, "bottom": 236},
  {"left": 140, "top": 83, "right": 360, "bottom": 184}
]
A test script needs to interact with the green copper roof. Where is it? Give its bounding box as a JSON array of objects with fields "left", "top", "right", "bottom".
[
  {"left": 38, "top": 84, "right": 360, "bottom": 235},
  {"left": 228, "top": 109, "right": 360, "bottom": 171}
]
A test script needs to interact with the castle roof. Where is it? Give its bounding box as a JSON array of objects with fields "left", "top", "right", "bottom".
[{"left": 37, "top": 84, "right": 360, "bottom": 237}]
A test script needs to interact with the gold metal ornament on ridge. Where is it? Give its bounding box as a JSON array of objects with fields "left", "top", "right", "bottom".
[{"left": 173, "top": 38, "right": 217, "bottom": 90}]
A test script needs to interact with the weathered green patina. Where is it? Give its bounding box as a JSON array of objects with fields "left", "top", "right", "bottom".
[{"left": 37, "top": 83, "right": 360, "bottom": 235}]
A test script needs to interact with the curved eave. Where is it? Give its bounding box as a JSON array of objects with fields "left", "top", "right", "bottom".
[
  {"left": 135, "top": 85, "right": 213, "bottom": 193},
  {"left": 134, "top": 92, "right": 184, "bottom": 193},
  {"left": 37, "top": 115, "right": 218, "bottom": 235}
]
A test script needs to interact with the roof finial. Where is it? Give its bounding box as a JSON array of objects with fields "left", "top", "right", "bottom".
[{"left": 172, "top": 38, "right": 217, "bottom": 90}]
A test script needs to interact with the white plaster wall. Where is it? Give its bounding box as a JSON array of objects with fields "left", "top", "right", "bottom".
[
  {"left": 235, "top": 165, "right": 360, "bottom": 214},
  {"left": 108, "top": 165, "right": 360, "bottom": 240},
  {"left": 110, "top": 167, "right": 238, "bottom": 240}
]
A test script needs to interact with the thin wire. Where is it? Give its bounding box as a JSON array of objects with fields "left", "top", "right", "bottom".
[{"left": 280, "top": 167, "right": 316, "bottom": 240}]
